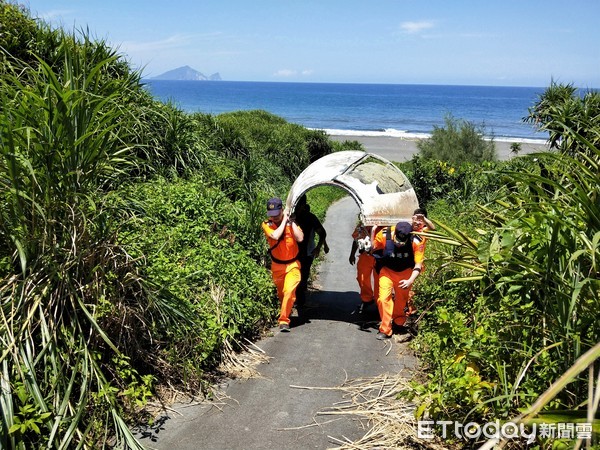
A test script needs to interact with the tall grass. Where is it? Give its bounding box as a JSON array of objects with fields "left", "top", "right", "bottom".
[
  {"left": 0, "top": 33, "right": 192, "bottom": 448},
  {"left": 403, "top": 85, "right": 600, "bottom": 445},
  {"left": 416, "top": 123, "right": 599, "bottom": 425}
]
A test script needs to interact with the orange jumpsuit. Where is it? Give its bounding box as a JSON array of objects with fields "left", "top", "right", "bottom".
[
  {"left": 262, "top": 220, "right": 301, "bottom": 326},
  {"left": 351, "top": 225, "right": 380, "bottom": 303},
  {"left": 407, "top": 226, "right": 430, "bottom": 315},
  {"left": 372, "top": 226, "right": 425, "bottom": 336}
]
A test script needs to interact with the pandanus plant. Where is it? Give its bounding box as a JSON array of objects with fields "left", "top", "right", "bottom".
[
  {"left": 0, "top": 33, "right": 192, "bottom": 449},
  {"left": 424, "top": 86, "right": 599, "bottom": 430}
]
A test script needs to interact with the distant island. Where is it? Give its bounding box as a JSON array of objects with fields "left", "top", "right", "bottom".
[{"left": 152, "top": 66, "right": 222, "bottom": 81}]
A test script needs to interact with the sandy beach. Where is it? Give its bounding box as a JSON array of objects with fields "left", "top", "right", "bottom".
[{"left": 328, "top": 135, "right": 549, "bottom": 163}]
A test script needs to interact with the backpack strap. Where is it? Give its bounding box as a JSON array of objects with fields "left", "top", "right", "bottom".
[
  {"left": 384, "top": 226, "right": 395, "bottom": 257},
  {"left": 270, "top": 254, "right": 299, "bottom": 264},
  {"left": 266, "top": 221, "right": 299, "bottom": 264}
]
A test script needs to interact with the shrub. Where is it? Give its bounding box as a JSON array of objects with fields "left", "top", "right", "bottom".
[
  {"left": 192, "top": 111, "right": 325, "bottom": 202},
  {"left": 407, "top": 83, "right": 600, "bottom": 434},
  {"left": 399, "top": 156, "right": 503, "bottom": 212},
  {"left": 0, "top": 1, "right": 46, "bottom": 67},
  {"left": 525, "top": 80, "right": 600, "bottom": 158},
  {"left": 119, "top": 176, "right": 278, "bottom": 365},
  {"left": 417, "top": 114, "right": 497, "bottom": 165},
  {"left": 331, "top": 139, "right": 365, "bottom": 152},
  {"left": 0, "top": 30, "right": 170, "bottom": 448}
]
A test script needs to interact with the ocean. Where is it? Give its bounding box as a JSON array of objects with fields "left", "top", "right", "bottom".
[{"left": 143, "top": 80, "right": 549, "bottom": 143}]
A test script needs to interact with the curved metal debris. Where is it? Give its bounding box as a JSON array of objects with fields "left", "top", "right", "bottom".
[{"left": 286, "top": 151, "right": 419, "bottom": 226}]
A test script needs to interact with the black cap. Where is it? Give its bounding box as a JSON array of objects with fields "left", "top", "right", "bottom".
[
  {"left": 393, "top": 221, "right": 412, "bottom": 244},
  {"left": 266, "top": 197, "right": 283, "bottom": 216}
]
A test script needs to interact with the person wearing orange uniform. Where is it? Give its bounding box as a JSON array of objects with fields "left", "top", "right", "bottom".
[
  {"left": 261, "top": 197, "right": 304, "bottom": 332},
  {"left": 349, "top": 223, "right": 380, "bottom": 314},
  {"left": 406, "top": 208, "right": 435, "bottom": 316},
  {"left": 372, "top": 221, "right": 425, "bottom": 340}
]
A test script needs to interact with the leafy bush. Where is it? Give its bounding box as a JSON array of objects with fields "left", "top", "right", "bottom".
[
  {"left": 0, "top": 2, "right": 38, "bottom": 64},
  {"left": 417, "top": 114, "right": 497, "bottom": 165},
  {"left": 0, "top": 27, "right": 173, "bottom": 447},
  {"left": 128, "top": 95, "right": 210, "bottom": 178},
  {"left": 192, "top": 110, "right": 331, "bottom": 203},
  {"left": 0, "top": 5, "right": 325, "bottom": 448},
  {"left": 525, "top": 81, "right": 600, "bottom": 157},
  {"left": 406, "top": 83, "right": 600, "bottom": 437},
  {"left": 331, "top": 139, "right": 366, "bottom": 152},
  {"left": 400, "top": 157, "right": 500, "bottom": 210},
  {"left": 195, "top": 109, "right": 333, "bottom": 180},
  {"left": 115, "top": 175, "right": 279, "bottom": 376}
]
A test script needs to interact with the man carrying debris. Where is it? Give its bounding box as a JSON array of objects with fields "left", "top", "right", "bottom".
[
  {"left": 349, "top": 221, "right": 380, "bottom": 314},
  {"left": 371, "top": 221, "right": 425, "bottom": 340},
  {"left": 294, "top": 194, "right": 329, "bottom": 313},
  {"left": 261, "top": 197, "right": 304, "bottom": 332}
]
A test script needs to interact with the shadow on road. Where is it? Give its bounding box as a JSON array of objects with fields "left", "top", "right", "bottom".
[
  {"left": 134, "top": 196, "right": 420, "bottom": 449},
  {"left": 290, "top": 289, "right": 381, "bottom": 335}
]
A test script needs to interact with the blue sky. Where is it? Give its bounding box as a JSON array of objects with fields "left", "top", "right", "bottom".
[{"left": 25, "top": 0, "right": 599, "bottom": 87}]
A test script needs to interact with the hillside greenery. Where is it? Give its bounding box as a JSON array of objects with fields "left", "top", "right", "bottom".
[
  {"left": 416, "top": 114, "right": 497, "bottom": 165},
  {"left": 0, "top": 2, "right": 349, "bottom": 448},
  {"left": 399, "top": 82, "right": 600, "bottom": 447},
  {"left": 1, "top": 1, "right": 599, "bottom": 448}
]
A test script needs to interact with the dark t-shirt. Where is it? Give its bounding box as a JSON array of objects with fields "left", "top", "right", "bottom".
[{"left": 295, "top": 210, "right": 323, "bottom": 258}]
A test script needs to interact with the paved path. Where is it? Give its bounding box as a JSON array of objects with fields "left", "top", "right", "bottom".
[{"left": 137, "top": 196, "right": 417, "bottom": 449}]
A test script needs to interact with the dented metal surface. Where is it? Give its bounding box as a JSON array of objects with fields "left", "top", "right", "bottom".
[{"left": 286, "top": 151, "right": 419, "bottom": 226}]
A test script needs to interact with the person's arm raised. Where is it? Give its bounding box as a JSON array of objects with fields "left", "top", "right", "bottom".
[
  {"left": 268, "top": 211, "right": 289, "bottom": 241},
  {"left": 291, "top": 220, "right": 304, "bottom": 242}
]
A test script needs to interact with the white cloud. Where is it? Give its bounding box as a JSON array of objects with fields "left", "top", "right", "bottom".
[
  {"left": 400, "top": 21, "right": 435, "bottom": 34},
  {"left": 122, "top": 32, "right": 224, "bottom": 53},
  {"left": 273, "top": 69, "right": 314, "bottom": 78},
  {"left": 274, "top": 69, "right": 297, "bottom": 77},
  {"left": 33, "top": 9, "right": 74, "bottom": 21}
]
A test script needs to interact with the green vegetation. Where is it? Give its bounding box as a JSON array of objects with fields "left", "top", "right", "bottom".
[
  {"left": 0, "top": 3, "right": 353, "bottom": 448},
  {"left": 416, "top": 114, "right": 497, "bottom": 165},
  {"left": 401, "top": 83, "right": 600, "bottom": 447},
  {"left": 1, "top": 2, "right": 598, "bottom": 448}
]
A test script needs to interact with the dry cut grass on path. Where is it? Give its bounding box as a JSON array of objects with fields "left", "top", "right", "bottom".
[{"left": 287, "top": 342, "right": 452, "bottom": 450}]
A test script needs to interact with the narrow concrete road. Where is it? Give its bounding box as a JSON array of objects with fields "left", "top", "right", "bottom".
[{"left": 138, "top": 196, "right": 417, "bottom": 449}]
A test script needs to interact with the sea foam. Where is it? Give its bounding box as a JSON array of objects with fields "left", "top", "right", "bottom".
[
  {"left": 317, "top": 128, "right": 547, "bottom": 144},
  {"left": 316, "top": 128, "right": 431, "bottom": 139}
]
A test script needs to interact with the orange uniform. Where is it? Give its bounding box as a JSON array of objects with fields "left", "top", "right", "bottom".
[
  {"left": 406, "top": 226, "right": 430, "bottom": 315},
  {"left": 262, "top": 220, "right": 301, "bottom": 326},
  {"left": 351, "top": 225, "right": 380, "bottom": 303},
  {"left": 372, "top": 224, "right": 425, "bottom": 336}
]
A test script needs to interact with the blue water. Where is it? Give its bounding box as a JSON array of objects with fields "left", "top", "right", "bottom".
[{"left": 143, "top": 80, "right": 548, "bottom": 142}]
